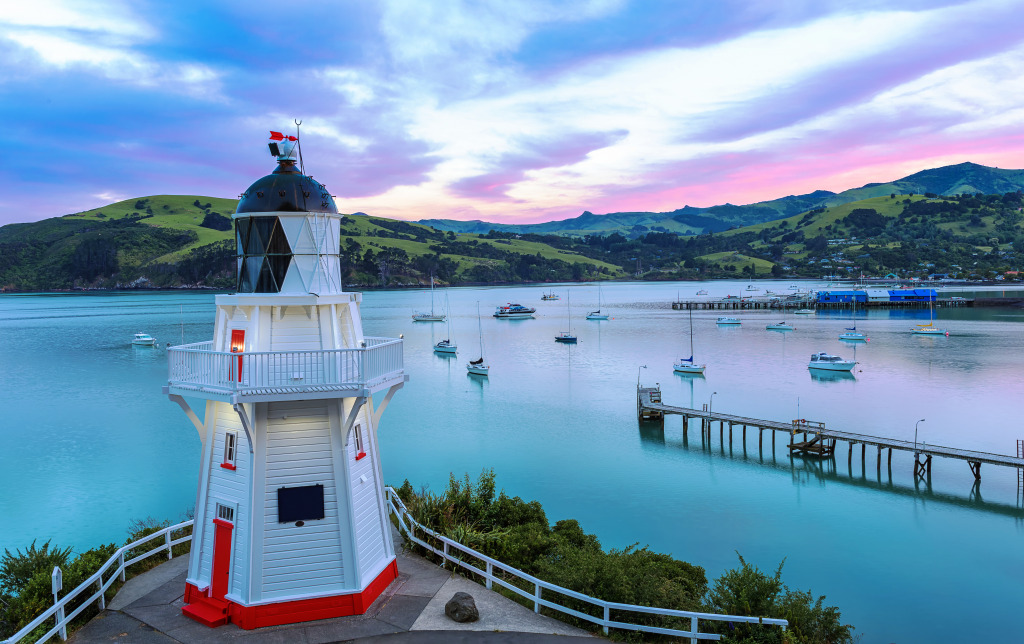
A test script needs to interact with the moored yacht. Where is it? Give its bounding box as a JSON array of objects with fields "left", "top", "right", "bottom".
[
  {"left": 494, "top": 303, "right": 536, "bottom": 319},
  {"left": 808, "top": 352, "right": 856, "bottom": 372},
  {"left": 132, "top": 332, "right": 156, "bottom": 346}
]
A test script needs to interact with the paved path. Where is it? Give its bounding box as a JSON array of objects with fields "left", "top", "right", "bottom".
[{"left": 70, "top": 537, "right": 592, "bottom": 644}]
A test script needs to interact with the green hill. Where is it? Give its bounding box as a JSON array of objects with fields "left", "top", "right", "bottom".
[
  {"left": 0, "top": 197, "right": 623, "bottom": 292},
  {"left": 420, "top": 162, "right": 1024, "bottom": 239}
]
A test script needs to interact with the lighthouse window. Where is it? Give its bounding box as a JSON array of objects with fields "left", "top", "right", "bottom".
[
  {"left": 221, "top": 432, "right": 238, "bottom": 470},
  {"left": 216, "top": 504, "right": 235, "bottom": 523},
  {"left": 354, "top": 424, "right": 366, "bottom": 461}
]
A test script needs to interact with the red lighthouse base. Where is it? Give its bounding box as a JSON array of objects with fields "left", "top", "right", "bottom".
[{"left": 182, "top": 559, "right": 398, "bottom": 629}]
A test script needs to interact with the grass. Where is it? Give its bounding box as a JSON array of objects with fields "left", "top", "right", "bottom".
[{"left": 697, "top": 252, "right": 775, "bottom": 274}]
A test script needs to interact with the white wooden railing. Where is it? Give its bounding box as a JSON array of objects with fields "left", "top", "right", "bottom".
[
  {"left": 8, "top": 492, "right": 786, "bottom": 644},
  {"left": 2, "top": 521, "right": 193, "bottom": 644},
  {"left": 384, "top": 488, "right": 787, "bottom": 643},
  {"left": 167, "top": 337, "right": 403, "bottom": 395}
]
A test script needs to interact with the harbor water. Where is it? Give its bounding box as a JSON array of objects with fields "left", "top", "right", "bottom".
[{"left": 1, "top": 282, "right": 1022, "bottom": 643}]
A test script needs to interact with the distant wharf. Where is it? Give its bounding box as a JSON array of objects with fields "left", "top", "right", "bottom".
[
  {"left": 637, "top": 386, "right": 1024, "bottom": 483},
  {"left": 670, "top": 296, "right": 974, "bottom": 311}
]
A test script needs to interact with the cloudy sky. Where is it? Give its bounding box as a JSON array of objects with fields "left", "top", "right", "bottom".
[{"left": 3, "top": 0, "right": 1024, "bottom": 226}]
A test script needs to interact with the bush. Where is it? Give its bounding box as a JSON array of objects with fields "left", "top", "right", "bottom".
[
  {"left": 397, "top": 472, "right": 853, "bottom": 642},
  {"left": 707, "top": 555, "right": 853, "bottom": 644}
]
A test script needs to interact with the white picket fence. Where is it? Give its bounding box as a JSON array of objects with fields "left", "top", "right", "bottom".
[
  {"left": 2, "top": 521, "right": 193, "bottom": 644},
  {"left": 384, "top": 488, "right": 788, "bottom": 643}
]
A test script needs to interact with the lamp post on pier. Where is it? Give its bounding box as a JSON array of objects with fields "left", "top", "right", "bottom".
[
  {"left": 709, "top": 391, "right": 717, "bottom": 415},
  {"left": 914, "top": 418, "right": 925, "bottom": 454}
]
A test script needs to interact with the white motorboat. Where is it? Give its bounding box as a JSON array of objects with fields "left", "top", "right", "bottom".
[
  {"left": 541, "top": 291, "right": 560, "bottom": 301},
  {"left": 467, "top": 303, "right": 489, "bottom": 376},
  {"left": 697, "top": 289, "right": 709, "bottom": 295},
  {"left": 586, "top": 282, "right": 609, "bottom": 320},
  {"left": 746, "top": 284, "right": 759, "bottom": 292},
  {"left": 716, "top": 317, "right": 741, "bottom": 325},
  {"left": 132, "top": 332, "right": 156, "bottom": 346},
  {"left": 766, "top": 322, "right": 793, "bottom": 331},
  {"left": 808, "top": 352, "right": 856, "bottom": 372},
  {"left": 413, "top": 276, "right": 446, "bottom": 322},
  {"left": 494, "top": 303, "right": 536, "bottom": 319},
  {"left": 674, "top": 309, "right": 706, "bottom": 374}
]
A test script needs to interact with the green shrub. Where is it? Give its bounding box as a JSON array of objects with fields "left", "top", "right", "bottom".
[{"left": 395, "top": 471, "right": 853, "bottom": 642}]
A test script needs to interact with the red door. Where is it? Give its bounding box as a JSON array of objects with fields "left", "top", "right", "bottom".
[
  {"left": 211, "top": 518, "right": 233, "bottom": 600},
  {"left": 230, "top": 330, "right": 245, "bottom": 383}
]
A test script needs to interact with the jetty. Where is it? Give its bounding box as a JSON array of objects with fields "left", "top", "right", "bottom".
[{"left": 637, "top": 386, "right": 1024, "bottom": 482}]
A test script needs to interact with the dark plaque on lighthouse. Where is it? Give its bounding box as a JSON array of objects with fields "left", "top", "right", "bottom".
[{"left": 277, "top": 484, "right": 325, "bottom": 523}]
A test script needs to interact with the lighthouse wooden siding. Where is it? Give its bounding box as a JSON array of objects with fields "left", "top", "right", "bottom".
[
  {"left": 262, "top": 400, "right": 345, "bottom": 599},
  {"left": 348, "top": 411, "right": 390, "bottom": 586},
  {"left": 191, "top": 404, "right": 251, "bottom": 598}
]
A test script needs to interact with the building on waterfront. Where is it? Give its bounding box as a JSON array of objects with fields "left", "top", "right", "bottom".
[{"left": 163, "top": 135, "right": 406, "bottom": 629}]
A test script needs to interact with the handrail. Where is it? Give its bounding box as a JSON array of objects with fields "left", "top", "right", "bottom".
[
  {"left": 384, "top": 487, "right": 787, "bottom": 643},
  {"left": 2, "top": 521, "right": 193, "bottom": 644},
  {"left": 166, "top": 337, "right": 404, "bottom": 395}
]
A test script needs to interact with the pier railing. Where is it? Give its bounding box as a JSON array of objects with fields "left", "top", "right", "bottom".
[
  {"left": 385, "top": 487, "right": 787, "bottom": 643},
  {"left": 166, "top": 337, "right": 403, "bottom": 398},
  {"left": 2, "top": 521, "right": 193, "bottom": 644}
]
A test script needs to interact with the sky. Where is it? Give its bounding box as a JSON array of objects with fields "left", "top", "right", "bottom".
[{"left": 3, "top": 0, "right": 1024, "bottom": 227}]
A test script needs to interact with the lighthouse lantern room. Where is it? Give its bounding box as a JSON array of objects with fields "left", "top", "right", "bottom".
[{"left": 164, "top": 133, "right": 406, "bottom": 629}]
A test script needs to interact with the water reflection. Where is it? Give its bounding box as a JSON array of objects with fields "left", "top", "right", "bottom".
[{"left": 640, "top": 422, "right": 1024, "bottom": 521}]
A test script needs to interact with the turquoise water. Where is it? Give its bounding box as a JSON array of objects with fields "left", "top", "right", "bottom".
[{"left": 2, "top": 284, "right": 1023, "bottom": 643}]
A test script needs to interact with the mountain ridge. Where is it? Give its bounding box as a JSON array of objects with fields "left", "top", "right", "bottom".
[{"left": 420, "top": 162, "right": 1024, "bottom": 237}]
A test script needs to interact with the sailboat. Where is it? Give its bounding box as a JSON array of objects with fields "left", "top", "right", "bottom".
[
  {"left": 674, "top": 309, "right": 706, "bottom": 374},
  {"left": 766, "top": 306, "right": 793, "bottom": 331},
  {"left": 412, "top": 276, "right": 445, "bottom": 322},
  {"left": 586, "top": 282, "right": 609, "bottom": 320},
  {"left": 433, "top": 292, "right": 457, "bottom": 353},
  {"left": 555, "top": 292, "right": 578, "bottom": 343},
  {"left": 467, "top": 302, "right": 489, "bottom": 376},
  {"left": 911, "top": 297, "right": 948, "bottom": 336},
  {"left": 839, "top": 292, "right": 866, "bottom": 341}
]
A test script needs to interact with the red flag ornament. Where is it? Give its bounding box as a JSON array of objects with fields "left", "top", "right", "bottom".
[{"left": 269, "top": 131, "right": 298, "bottom": 141}]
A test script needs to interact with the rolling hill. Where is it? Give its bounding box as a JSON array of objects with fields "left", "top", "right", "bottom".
[{"left": 421, "top": 162, "right": 1024, "bottom": 238}]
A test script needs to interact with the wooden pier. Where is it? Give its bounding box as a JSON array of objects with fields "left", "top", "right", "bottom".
[
  {"left": 671, "top": 298, "right": 973, "bottom": 311},
  {"left": 637, "top": 386, "right": 1024, "bottom": 482}
]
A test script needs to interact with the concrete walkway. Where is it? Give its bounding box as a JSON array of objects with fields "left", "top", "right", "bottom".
[{"left": 69, "top": 538, "right": 593, "bottom": 644}]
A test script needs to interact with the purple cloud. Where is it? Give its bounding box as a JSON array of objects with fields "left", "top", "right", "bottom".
[{"left": 450, "top": 129, "right": 628, "bottom": 200}]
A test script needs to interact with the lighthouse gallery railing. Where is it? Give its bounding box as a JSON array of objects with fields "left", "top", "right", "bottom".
[{"left": 166, "top": 337, "right": 403, "bottom": 394}]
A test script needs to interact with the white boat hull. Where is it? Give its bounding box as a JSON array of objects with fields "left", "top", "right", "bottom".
[
  {"left": 673, "top": 363, "right": 706, "bottom": 374},
  {"left": 808, "top": 362, "right": 856, "bottom": 372},
  {"left": 586, "top": 312, "right": 609, "bottom": 320},
  {"left": 413, "top": 315, "right": 445, "bottom": 322},
  {"left": 434, "top": 344, "right": 457, "bottom": 353},
  {"left": 839, "top": 333, "right": 866, "bottom": 341},
  {"left": 467, "top": 364, "right": 489, "bottom": 375},
  {"left": 766, "top": 324, "right": 793, "bottom": 331},
  {"left": 716, "top": 318, "right": 741, "bottom": 325},
  {"left": 912, "top": 328, "right": 947, "bottom": 335},
  {"left": 794, "top": 309, "right": 815, "bottom": 315}
]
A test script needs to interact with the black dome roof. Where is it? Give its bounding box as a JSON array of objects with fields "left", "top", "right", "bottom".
[{"left": 236, "top": 160, "right": 338, "bottom": 214}]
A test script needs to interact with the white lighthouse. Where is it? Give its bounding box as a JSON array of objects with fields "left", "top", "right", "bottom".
[{"left": 164, "top": 135, "right": 406, "bottom": 629}]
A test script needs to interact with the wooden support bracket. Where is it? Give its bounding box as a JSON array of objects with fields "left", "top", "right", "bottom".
[{"left": 968, "top": 460, "right": 982, "bottom": 481}]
